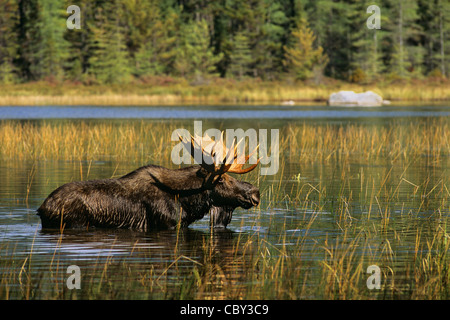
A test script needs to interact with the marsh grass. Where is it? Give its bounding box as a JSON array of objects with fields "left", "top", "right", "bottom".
[
  {"left": 0, "top": 121, "right": 174, "bottom": 163},
  {"left": 1, "top": 79, "right": 450, "bottom": 105},
  {"left": 0, "top": 118, "right": 448, "bottom": 163},
  {"left": 0, "top": 117, "right": 449, "bottom": 299}
]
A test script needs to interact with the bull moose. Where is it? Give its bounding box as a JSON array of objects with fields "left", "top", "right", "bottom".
[{"left": 37, "top": 134, "right": 260, "bottom": 231}]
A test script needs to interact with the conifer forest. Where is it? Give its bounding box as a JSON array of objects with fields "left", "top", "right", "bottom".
[{"left": 0, "top": 0, "right": 449, "bottom": 85}]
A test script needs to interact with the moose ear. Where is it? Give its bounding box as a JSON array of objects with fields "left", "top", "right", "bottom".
[
  {"left": 197, "top": 167, "right": 222, "bottom": 188},
  {"left": 196, "top": 166, "right": 210, "bottom": 178}
]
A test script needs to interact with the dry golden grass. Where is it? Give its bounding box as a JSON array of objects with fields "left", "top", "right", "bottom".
[
  {"left": 0, "top": 121, "right": 175, "bottom": 162},
  {"left": 284, "top": 119, "right": 450, "bottom": 164},
  {"left": 1, "top": 79, "right": 450, "bottom": 105},
  {"left": 1, "top": 118, "right": 448, "bottom": 163}
]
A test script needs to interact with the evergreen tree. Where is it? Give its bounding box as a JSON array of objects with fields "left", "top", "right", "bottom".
[
  {"left": 124, "top": 0, "right": 163, "bottom": 77},
  {"left": 16, "top": 0, "right": 42, "bottom": 81},
  {"left": 174, "top": 19, "right": 223, "bottom": 82},
  {"left": 87, "top": 0, "right": 131, "bottom": 84},
  {"left": 124, "top": 1, "right": 178, "bottom": 77},
  {"left": 283, "top": 18, "right": 328, "bottom": 80},
  {"left": 418, "top": 0, "right": 450, "bottom": 77},
  {"left": 157, "top": 8, "right": 180, "bottom": 74},
  {"left": 0, "top": 0, "right": 19, "bottom": 83},
  {"left": 436, "top": 0, "right": 450, "bottom": 77},
  {"left": 348, "top": 2, "right": 385, "bottom": 82},
  {"left": 35, "top": 0, "right": 70, "bottom": 81},
  {"left": 63, "top": 0, "right": 94, "bottom": 82},
  {"left": 1, "top": 0, "right": 448, "bottom": 83},
  {"left": 304, "top": 0, "right": 350, "bottom": 79},
  {"left": 384, "top": 0, "right": 423, "bottom": 78},
  {"left": 219, "top": 0, "right": 270, "bottom": 78},
  {"left": 228, "top": 31, "right": 253, "bottom": 79},
  {"left": 253, "top": 0, "right": 289, "bottom": 79}
]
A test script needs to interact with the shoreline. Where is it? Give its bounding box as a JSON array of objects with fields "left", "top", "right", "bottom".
[{"left": 0, "top": 80, "right": 449, "bottom": 106}]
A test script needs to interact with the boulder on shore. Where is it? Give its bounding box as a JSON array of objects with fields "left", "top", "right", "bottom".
[{"left": 328, "top": 90, "right": 389, "bottom": 107}]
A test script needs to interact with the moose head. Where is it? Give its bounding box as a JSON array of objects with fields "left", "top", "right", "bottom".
[{"left": 177, "top": 133, "right": 261, "bottom": 227}]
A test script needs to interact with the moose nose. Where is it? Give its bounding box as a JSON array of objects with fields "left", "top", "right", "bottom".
[{"left": 250, "top": 191, "right": 260, "bottom": 206}]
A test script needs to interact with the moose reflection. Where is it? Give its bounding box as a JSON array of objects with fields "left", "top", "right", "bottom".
[{"left": 38, "top": 134, "right": 260, "bottom": 231}]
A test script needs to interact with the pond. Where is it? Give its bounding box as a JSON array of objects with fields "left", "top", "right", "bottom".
[
  {"left": 0, "top": 104, "right": 449, "bottom": 300},
  {"left": 1, "top": 104, "right": 450, "bottom": 120}
]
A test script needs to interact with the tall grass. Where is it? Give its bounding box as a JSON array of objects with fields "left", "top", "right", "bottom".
[
  {"left": 0, "top": 121, "right": 175, "bottom": 163},
  {"left": 0, "top": 118, "right": 448, "bottom": 163},
  {"left": 0, "top": 118, "right": 449, "bottom": 299}
]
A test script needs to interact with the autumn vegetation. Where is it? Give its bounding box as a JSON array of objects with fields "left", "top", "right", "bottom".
[{"left": 0, "top": 0, "right": 449, "bottom": 104}]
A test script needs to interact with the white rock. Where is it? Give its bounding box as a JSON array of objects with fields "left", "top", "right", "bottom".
[{"left": 328, "top": 90, "right": 385, "bottom": 107}]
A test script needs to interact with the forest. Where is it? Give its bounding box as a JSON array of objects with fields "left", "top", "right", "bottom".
[{"left": 0, "top": 0, "right": 449, "bottom": 86}]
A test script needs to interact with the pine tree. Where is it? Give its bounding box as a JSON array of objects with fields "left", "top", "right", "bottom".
[
  {"left": 63, "top": 0, "right": 93, "bottom": 82},
  {"left": 384, "top": 0, "right": 423, "bottom": 78},
  {"left": 124, "top": 0, "right": 178, "bottom": 78},
  {"left": 418, "top": 0, "right": 450, "bottom": 77},
  {"left": 304, "top": 0, "right": 349, "bottom": 79},
  {"left": 348, "top": 2, "right": 385, "bottom": 82},
  {"left": 436, "top": 0, "right": 450, "bottom": 77},
  {"left": 253, "top": 0, "right": 289, "bottom": 79},
  {"left": 218, "top": 0, "right": 270, "bottom": 78},
  {"left": 283, "top": 18, "right": 328, "bottom": 80},
  {"left": 16, "top": 0, "right": 42, "bottom": 81},
  {"left": 0, "top": 0, "right": 19, "bottom": 83},
  {"left": 2, "top": 0, "right": 446, "bottom": 84},
  {"left": 228, "top": 31, "right": 253, "bottom": 79},
  {"left": 87, "top": 1, "right": 131, "bottom": 84},
  {"left": 175, "top": 19, "right": 223, "bottom": 82},
  {"left": 35, "top": 0, "right": 70, "bottom": 81}
]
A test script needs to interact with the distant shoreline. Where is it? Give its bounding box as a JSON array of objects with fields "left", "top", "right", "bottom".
[{"left": 0, "top": 79, "right": 449, "bottom": 106}]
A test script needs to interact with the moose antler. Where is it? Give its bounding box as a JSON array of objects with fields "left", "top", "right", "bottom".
[{"left": 178, "top": 132, "right": 260, "bottom": 175}]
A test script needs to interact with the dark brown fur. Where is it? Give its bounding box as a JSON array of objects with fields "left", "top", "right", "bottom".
[{"left": 37, "top": 164, "right": 260, "bottom": 231}]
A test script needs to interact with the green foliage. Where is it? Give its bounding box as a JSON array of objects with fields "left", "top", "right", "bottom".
[
  {"left": 0, "top": 0, "right": 19, "bottom": 83},
  {"left": 283, "top": 19, "right": 328, "bottom": 80},
  {"left": 383, "top": 0, "right": 424, "bottom": 78},
  {"left": 174, "top": 19, "right": 223, "bottom": 82},
  {"left": 15, "top": 0, "right": 43, "bottom": 81},
  {"left": 348, "top": 2, "right": 385, "bottom": 82},
  {"left": 124, "top": 0, "right": 177, "bottom": 78},
  {"left": 253, "top": 0, "right": 289, "bottom": 79},
  {"left": 305, "top": 0, "right": 351, "bottom": 79},
  {"left": 228, "top": 31, "right": 253, "bottom": 79},
  {"left": 1, "top": 0, "right": 449, "bottom": 84},
  {"left": 87, "top": 0, "right": 131, "bottom": 84},
  {"left": 37, "top": 0, "right": 70, "bottom": 81},
  {"left": 418, "top": 0, "right": 450, "bottom": 78}
]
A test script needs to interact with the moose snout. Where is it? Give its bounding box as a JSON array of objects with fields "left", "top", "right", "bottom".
[{"left": 249, "top": 189, "right": 260, "bottom": 207}]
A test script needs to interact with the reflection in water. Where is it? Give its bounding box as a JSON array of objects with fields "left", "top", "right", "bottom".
[{"left": 1, "top": 205, "right": 258, "bottom": 299}]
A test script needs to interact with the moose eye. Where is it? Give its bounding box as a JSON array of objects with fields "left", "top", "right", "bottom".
[{"left": 218, "top": 177, "right": 224, "bottom": 183}]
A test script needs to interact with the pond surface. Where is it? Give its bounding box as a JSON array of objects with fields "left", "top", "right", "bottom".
[
  {"left": 0, "top": 104, "right": 449, "bottom": 299},
  {"left": 1, "top": 104, "right": 450, "bottom": 119}
]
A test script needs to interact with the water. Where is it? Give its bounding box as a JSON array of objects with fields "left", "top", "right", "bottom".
[
  {"left": 0, "top": 104, "right": 449, "bottom": 299},
  {"left": 1, "top": 104, "right": 450, "bottom": 120}
]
